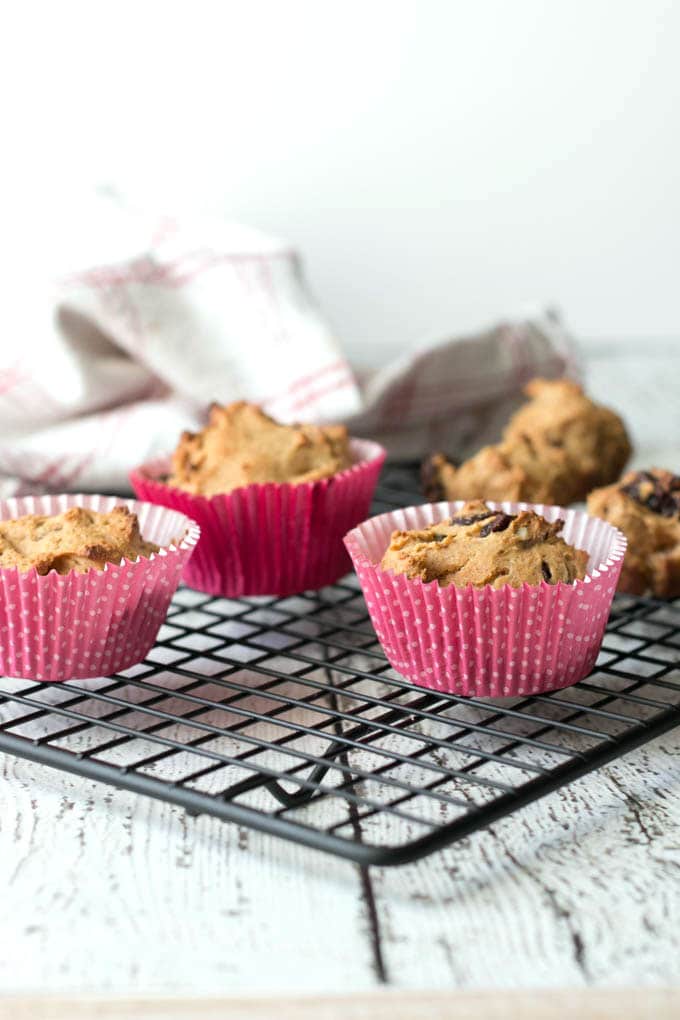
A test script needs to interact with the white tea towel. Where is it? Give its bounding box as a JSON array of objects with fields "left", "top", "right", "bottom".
[{"left": 0, "top": 205, "right": 579, "bottom": 496}]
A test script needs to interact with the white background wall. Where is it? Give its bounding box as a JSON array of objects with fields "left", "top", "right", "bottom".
[{"left": 5, "top": 0, "right": 679, "bottom": 363}]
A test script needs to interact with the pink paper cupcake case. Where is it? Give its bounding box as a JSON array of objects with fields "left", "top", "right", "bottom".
[
  {"left": 129, "top": 438, "right": 386, "bottom": 597},
  {"left": 344, "top": 500, "right": 627, "bottom": 697},
  {"left": 0, "top": 494, "right": 200, "bottom": 682}
]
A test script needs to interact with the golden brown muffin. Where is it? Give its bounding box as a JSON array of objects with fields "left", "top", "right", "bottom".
[
  {"left": 423, "top": 378, "right": 632, "bottom": 506},
  {"left": 587, "top": 468, "right": 680, "bottom": 597},
  {"left": 504, "top": 378, "right": 632, "bottom": 489},
  {"left": 168, "top": 401, "right": 352, "bottom": 497},
  {"left": 422, "top": 438, "right": 573, "bottom": 505},
  {"left": 380, "top": 499, "right": 588, "bottom": 589},
  {"left": 0, "top": 506, "right": 159, "bottom": 575}
]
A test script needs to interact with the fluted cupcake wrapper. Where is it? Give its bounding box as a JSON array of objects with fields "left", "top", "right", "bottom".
[
  {"left": 344, "top": 500, "right": 627, "bottom": 697},
  {"left": 129, "top": 438, "right": 386, "bottom": 597},
  {"left": 0, "top": 494, "right": 200, "bottom": 682}
]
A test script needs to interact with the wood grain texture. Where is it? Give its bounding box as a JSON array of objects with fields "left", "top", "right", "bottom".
[
  {"left": 370, "top": 733, "right": 680, "bottom": 989},
  {"left": 2, "top": 729, "right": 680, "bottom": 995},
  {"left": 0, "top": 752, "right": 377, "bottom": 996}
]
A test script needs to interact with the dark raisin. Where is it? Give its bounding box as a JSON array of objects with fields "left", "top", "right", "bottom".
[
  {"left": 429, "top": 533, "right": 448, "bottom": 542},
  {"left": 541, "top": 560, "right": 551, "bottom": 581},
  {"left": 660, "top": 495, "right": 680, "bottom": 518},
  {"left": 450, "top": 511, "right": 496, "bottom": 527},
  {"left": 479, "top": 513, "right": 515, "bottom": 537},
  {"left": 622, "top": 471, "right": 680, "bottom": 517}
]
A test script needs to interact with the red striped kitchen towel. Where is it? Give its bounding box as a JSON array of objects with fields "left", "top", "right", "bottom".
[{"left": 0, "top": 206, "right": 578, "bottom": 496}]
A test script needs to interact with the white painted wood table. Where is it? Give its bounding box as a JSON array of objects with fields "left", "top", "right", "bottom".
[{"left": 1, "top": 340, "right": 679, "bottom": 1001}]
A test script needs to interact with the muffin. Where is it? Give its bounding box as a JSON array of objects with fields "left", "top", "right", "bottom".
[
  {"left": 423, "top": 378, "right": 632, "bottom": 506},
  {"left": 0, "top": 506, "right": 159, "bottom": 574},
  {"left": 345, "top": 499, "right": 626, "bottom": 696},
  {"left": 422, "top": 440, "right": 573, "bottom": 505},
  {"left": 130, "top": 401, "right": 385, "bottom": 597},
  {"left": 169, "top": 401, "right": 352, "bottom": 495},
  {"left": 0, "top": 495, "right": 199, "bottom": 682},
  {"left": 380, "top": 500, "right": 588, "bottom": 589},
  {"left": 587, "top": 468, "right": 680, "bottom": 597}
]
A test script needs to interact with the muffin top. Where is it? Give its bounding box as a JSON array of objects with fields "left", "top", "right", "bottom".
[
  {"left": 168, "top": 401, "right": 351, "bottom": 497},
  {"left": 0, "top": 506, "right": 159, "bottom": 575},
  {"left": 422, "top": 377, "right": 632, "bottom": 506},
  {"left": 380, "top": 500, "right": 588, "bottom": 589},
  {"left": 504, "top": 378, "right": 631, "bottom": 489},
  {"left": 422, "top": 441, "right": 572, "bottom": 506},
  {"left": 587, "top": 468, "right": 680, "bottom": 597}
]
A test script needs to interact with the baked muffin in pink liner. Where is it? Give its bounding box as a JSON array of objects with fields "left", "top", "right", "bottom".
[
  {"left": 0, "top": 494, "right": 200, "bottom": 682},
  {"left": 130, "top": 438, "right": 386, "bottom": 597},
  {"left": 344, "top": 500, "right": 627, "bottom": 697}
]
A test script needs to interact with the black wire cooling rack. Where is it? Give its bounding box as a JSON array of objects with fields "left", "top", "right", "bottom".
[{"left": 0, "top": 464, "right": 679, "bottom": 867}]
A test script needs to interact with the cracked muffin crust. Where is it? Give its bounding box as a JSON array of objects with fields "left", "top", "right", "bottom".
[
  {"left": 380, "top": 499, "right": 588, "bottom": 589},
  {"left": 168, "top": 401, "right": 351, "bottom": 496},
  {"left": 422, "top": 378, "right": 632, "bottom": 506},
  {"left": 587, "top": 468, "right": 680, "bottom": 597},
  {"left": 0, "top": 506, "right": 160, "bottom": 575}
]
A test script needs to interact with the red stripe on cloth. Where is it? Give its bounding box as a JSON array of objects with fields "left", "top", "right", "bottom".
[
  {"left": 285, "top": 373, "right": 355, "bottom": 414},
  {"left": 33, "top": 456, "right": 70, "bottom": 486},
  {"left": 171, "top": 250, "right": 295, "bottom": 288},
  {"left": 59, "top": 249, "right": 295, "bottom": 291},
  {"left": 260, "top": 359, "right": 350, "bottom": 407}
]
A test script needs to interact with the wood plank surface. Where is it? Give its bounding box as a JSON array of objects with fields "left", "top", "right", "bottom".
[{"left": 2, "top": 730, "right": 680, "bottom": 994}]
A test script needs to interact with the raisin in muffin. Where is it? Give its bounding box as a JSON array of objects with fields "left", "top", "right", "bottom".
[
  {"left": 380, "top": 499, "right": 588, "bottom": 589},
  {"left": 0, "top": 506, "right": 159, "bottom": 575},
  {"left": 587, "top": 469, "right": 680, "bottom": 597},
  {"left": 423, "top": 378, "right": 632, "bottom": 506},
  {"left": 168, "top": 401, "right": 351, "bottom": 497}
]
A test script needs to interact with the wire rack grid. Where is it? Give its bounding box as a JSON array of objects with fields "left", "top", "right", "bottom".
[{"left": 0, "top": 464, "right": 679, "bottom": 867}]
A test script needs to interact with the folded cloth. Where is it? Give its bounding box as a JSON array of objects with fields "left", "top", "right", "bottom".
[
  {"left": 347, "top": 311, "right": 580, "bottom": 460},
  {"left": 0, "top": 205, "right": 579, "bottom": 496}
]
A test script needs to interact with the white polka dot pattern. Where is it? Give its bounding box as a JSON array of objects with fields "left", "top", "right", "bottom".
[
  {"left": 0, "top": 494, "right": 200, "bottom": 682},
  {"left": 130, "top": 439, "right": 386, "bottom": 597},
  {"left": 344, "top": 500, "right": 626, "bottom": 697}
]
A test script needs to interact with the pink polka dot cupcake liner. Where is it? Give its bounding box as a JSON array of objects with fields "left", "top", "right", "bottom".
[
  {"left": 130, "top": 438, "right": 386, "bottom": 597},
  {"left": 344, "top": 500, "right": 627, "bottom": 697},
  {"left": 0, "top": 494, "right": 200, "bottom": 683}
]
